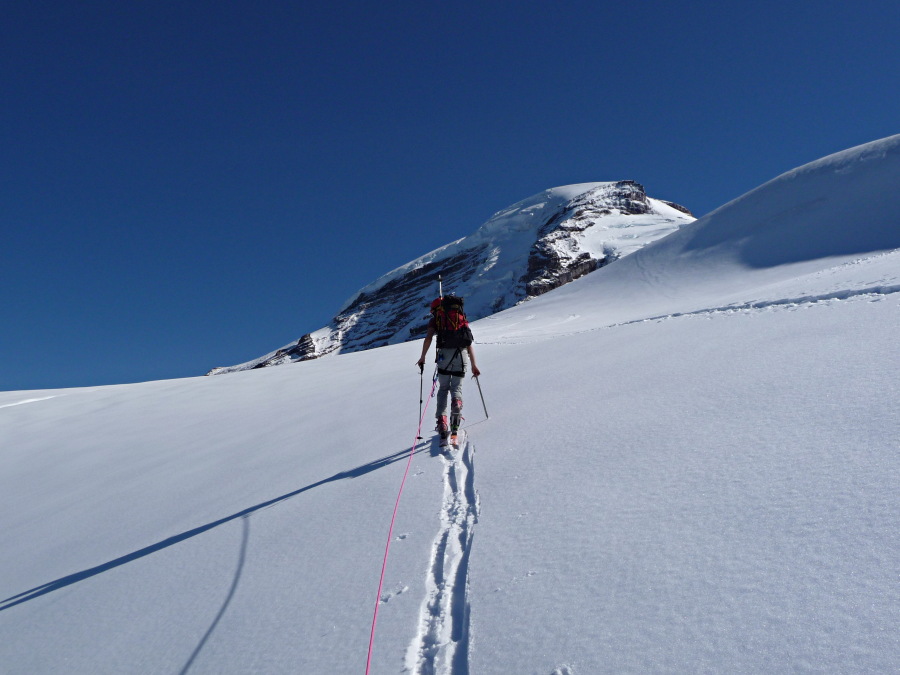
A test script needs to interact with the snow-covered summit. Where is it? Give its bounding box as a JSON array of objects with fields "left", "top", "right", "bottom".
[{"left": 209, "top": 181, "right": 693, "bottom": 374}]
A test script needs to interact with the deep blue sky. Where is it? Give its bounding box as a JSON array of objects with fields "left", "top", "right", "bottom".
[{"left": 3, "top": 1, "right": 898, "bottom": 391}]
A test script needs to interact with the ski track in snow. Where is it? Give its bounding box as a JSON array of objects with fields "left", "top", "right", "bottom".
[
  {"left": 482, "top": 282, "right": 900, "bottom": 346},
  {"left": 626, "top": 283, "right": 900, "bottom": 325},
  {"left": 406, "top": 435, "right": 479, "bottom": 675}
]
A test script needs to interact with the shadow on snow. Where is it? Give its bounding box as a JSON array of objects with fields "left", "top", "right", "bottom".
[
  {"left": 179, "top": 514, "right": 250, "bottom": 675},
  {"left": 0, "top": 440, "right": 440, "bottom": 613}
]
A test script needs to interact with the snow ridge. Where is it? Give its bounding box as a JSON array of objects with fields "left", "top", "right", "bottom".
[{"left": 406, "top": 437, "right": 479, "bottom": 675}]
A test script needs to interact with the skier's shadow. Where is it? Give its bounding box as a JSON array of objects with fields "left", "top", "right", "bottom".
[{"left": 0, "top": 440, "right": 438, "bottom": 613}]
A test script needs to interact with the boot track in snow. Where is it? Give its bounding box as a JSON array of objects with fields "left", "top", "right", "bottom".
[{"left": 406, "top": 434, "right": 479, "bottom": 675}]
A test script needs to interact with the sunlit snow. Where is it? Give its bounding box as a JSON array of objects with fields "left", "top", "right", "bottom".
[{"left": 1, "top": 136, "right": 898, "bottom": 674}]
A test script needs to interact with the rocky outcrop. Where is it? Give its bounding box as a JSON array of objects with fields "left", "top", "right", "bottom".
[
  {"left": 661, "top": 200, "right": 694, "bottom": 216},
  {"left": 523, "top": 181, "right": 654, "bottom": 297}
]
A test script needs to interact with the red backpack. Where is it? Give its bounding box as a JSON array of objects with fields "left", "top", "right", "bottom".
[{"left": 430, "top": 296, "right": 473, "bottom": 349}]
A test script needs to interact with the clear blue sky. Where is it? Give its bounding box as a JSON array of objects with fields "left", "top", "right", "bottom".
[{"left": 3, "top": 1, "right": 898, "bottom": 391}]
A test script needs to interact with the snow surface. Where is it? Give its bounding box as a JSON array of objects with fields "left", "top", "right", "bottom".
[{"left": 2, "top": 135, "right": 899, "bottom": 674}]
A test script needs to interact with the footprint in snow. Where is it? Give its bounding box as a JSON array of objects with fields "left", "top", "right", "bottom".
[
  {"left": 379, "top": 585, "right": 409, "bottom": 603},
  {"left": 496, "top": 570, "right": 538, "bottom": 592}
]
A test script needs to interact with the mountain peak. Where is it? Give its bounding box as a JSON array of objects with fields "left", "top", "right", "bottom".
[{"left": 208, "top": 182, "right": 694, "bottom": 374}]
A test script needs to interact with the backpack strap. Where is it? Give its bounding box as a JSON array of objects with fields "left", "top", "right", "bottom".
[{"left": 436, "top": 347, "right": 465, "bottom": 377}]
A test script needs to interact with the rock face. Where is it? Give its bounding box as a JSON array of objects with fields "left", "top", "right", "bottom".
[
  {"left": 524, "top": 180, "right": 652, "bottom": 298},
  {"left": 208, "top": 181, "right": 693, "bottom": 375}
]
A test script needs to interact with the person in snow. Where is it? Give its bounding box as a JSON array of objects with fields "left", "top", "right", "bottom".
[{"left": 416, "top": 296, "right": 481, "bottom": 443}]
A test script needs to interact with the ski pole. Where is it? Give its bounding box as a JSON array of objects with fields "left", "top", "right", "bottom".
[
  {"left": 474, "top": 375, "right": 489, "bottom": 419},
  {"left": 417, "top": 363, "right": 424, "bottom": 439}
]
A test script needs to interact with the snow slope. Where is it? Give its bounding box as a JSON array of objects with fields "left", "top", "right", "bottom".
[
  {"left": 477, "top": 134, "right": 900, "bottom": 345},
  {"left": 1, "top": 136, "right": 898, "bottom": 674}
]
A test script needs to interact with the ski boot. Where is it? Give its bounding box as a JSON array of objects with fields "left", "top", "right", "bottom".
[
  {"left": 449, "top": 411, "right": 464, "bottom": 448},
  {"left": 436, "top": 415, "right": 450, "bottom": 447}
]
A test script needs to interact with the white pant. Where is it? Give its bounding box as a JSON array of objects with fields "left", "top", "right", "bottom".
[
  {"left": 436, "top": 371, "right": 464, "bottom": 422},
  {"left": 435, "top": 347, "right": 466, "bottom": 428}
]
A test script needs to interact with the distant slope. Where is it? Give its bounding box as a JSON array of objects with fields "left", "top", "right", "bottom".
[
  {"left": 209, "top": 181, "right": 693, "bottom": 374},
  {"left": 475, "top": 133, "right": 900, "bottom": 345}
]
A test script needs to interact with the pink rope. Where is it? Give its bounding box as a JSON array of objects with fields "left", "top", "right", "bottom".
[{"left": 365, "top": 375, "right": 437, "bottom": 674}]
